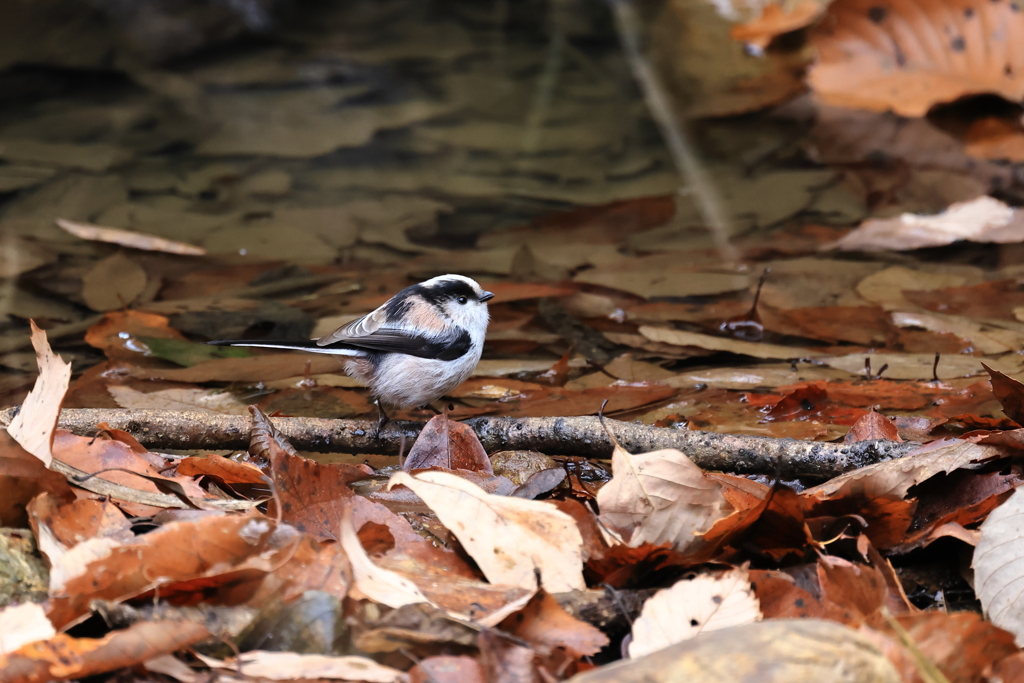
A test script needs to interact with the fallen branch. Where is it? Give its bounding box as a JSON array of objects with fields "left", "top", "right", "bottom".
[{"left": 0, "top": 407, "right": 917, "bottom": 478}]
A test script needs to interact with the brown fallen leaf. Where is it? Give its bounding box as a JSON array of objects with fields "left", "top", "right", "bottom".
[
  {"left": 409, "top": 656, "right": 483, "bottom": 683},
  {"left": 499, "top": 591, "right": 609, "bottom": 658},
  {"left": 844, "top": 411, "right": 902, "bottom": 444},
  {"left": 27, "top": 494, "right": 133, "bottom": 556},
  {"left": 806, "top": 439, "right": 1002, "bottom": 503},
  {"left": 51, "top": 430, "right": 212, "bottom": 516},
  {"left": 628, "top": 567, "right": 762, "bottom": 658},
  {"left": 809, "top": 0, "right": 1024, "bottom": 117},
  {"left": 81, "top": 252, "right": 148, "bottom": 312},
  {"left": 730, "top": 0, "right": 825, "bottom": 48},
  {"left": 638, "top": 326, "right": 821, "bottom": 360},
  {"left": 984, "top": 362, "right": 1024, "bottom": 425},
  {"left": 404, "top": 414, "right": 492, "bottom": 473},
  {"left": 388, "top": 470, "right": 585, "bottom": 593},
  {"left": 8, "top": 321, "right": 72, "bottom": 468},
  {"left": 0, "top": 620, "right": 212, "bottom": 683},
  {"left": 45, "top": 513, "right": 300, "bottom": 629},
  {"left": 0, "top": 430, "right": 74, "bottom": 527},
  {"left": 57, "top": 218, "right": 206, "bottom": 256}
]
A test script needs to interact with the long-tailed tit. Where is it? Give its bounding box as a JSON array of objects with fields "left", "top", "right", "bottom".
[{"left": 209, "top": 274, "right": 493, "bottom": 434}]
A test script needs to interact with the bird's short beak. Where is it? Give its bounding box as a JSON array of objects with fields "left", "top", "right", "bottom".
[{"left": 480, "top": 291, "right": 495, "bottom": 302}]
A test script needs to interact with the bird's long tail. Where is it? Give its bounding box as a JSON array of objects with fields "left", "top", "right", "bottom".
[{"left": 207, "top": 339, "right": 363, "bottom": 356}]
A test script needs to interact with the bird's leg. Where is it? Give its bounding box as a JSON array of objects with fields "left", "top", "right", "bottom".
[
  {"left": 424, "top": 403, "right": 443, "bottom": 415},
  {"left": 373, "top": 400, "right": 391, "bottom": 440}
]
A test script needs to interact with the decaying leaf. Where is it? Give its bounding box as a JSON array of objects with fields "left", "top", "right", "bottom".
[
  {"left": 975, "top": 486, "right": 1024, "bottom": 645},
  {"left": 809, "top": 0, "right": 1024, "bottom": 116},
  {"left": 388, "top": 470, "right": 585, "bottom": 593},
  {"left": 56, "top": 218, "right": 206, "bottom": 256},
  {"left": 597, "top": 443, "right": 733, "bottom": 555},
  {"left": 628, "top": 567, "right": 762, "bottom": 658},
  {"left": 8, "top": 321, "right": 72, "bottom": 468}
]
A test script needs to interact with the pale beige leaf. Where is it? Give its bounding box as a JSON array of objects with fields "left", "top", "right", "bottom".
[
  {"left": 388, "top": 470, "right": 585, "bottom": 593},
  {"left": 8, "top": 321, "right": 72, "bottom": 467},
  {"left": 108, "top": 386, "right": 249, "bottom": 415},
  {"left": 57, "top": 218, "right": 206, "bottom": 256},
  {"left": 806, "top": 440, "right": 1001, "bottom": 502},
  {"left": 338, "top": 508, "right": 428, "bottom": 609},
  {"left": 974, "top": 486, "right": 1024, "bottom": 646},
  {"left": 891, "top": 311, "right": 1023, "bottom": 355},
  {"left": 628, "top": 567, "right": 762, "bottom": 658},
  {"left": 197, "top": 651, "right": 408, "bottom": 682},
  {"left": 638, "top": 326, "right": 822, "bottom": 360},
  {"left": 829, "top": 197, "right": 1024, "bottom": 252},
  {"left": 854, "top": 266, "right": 969, "bottom": 311},
  {"left": 81, "top": 252, "right": 148, "bottom": 312},
  {"left": 143, "top": 655, "right": 200, "bottom": 683},
  {"left": 0, "top": 603, "right": 56, "bottom": 656},
  {"left": 819, "top": 352, "right": 1024, "bottom": 381},
  {"left": 596, "top": 445, "right": 733, "bottom": 553}
]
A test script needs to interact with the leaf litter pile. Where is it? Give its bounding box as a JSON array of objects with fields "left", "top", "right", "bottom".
[{"left": 14, "top": 0, "right": 1024, "bottom": 681}]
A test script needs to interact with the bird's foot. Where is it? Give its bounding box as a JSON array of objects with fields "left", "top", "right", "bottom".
[{"left": 373, "top": 401, "right": 391, "bottom": 440}]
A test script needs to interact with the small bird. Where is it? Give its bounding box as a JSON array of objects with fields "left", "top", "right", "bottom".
[{"left": 209, "top": 274, "right": 493, "bottom": 435}]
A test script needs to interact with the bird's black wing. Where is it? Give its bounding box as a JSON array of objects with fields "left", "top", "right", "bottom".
[
  {"left": 209, "top": 328, "right": 472, "bottom": 361},
  {"left": 324, "top": 328, "right": 472, "bottom": 361}
]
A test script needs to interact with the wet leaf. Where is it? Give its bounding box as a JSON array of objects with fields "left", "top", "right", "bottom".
[
  {"left": 844, "top": 411, "right": 902, "bottom": 443},
  {"left": 138, "top": 336, "right": 251, "bottom": 367},
  {"left": 81, "top": 252, "right": 148, "bottom": 312},
  {"left": 404, "top": 414, "right": 492, "bottom": 473}
]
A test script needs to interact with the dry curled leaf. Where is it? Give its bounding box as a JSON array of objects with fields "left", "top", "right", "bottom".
[
  {"left": 8, "top": 321, "right": 72, "bottom": 468},
  {"left": 974, "top": 486, "right": 1024, "bottom": 645},
  {"left": 828, "top": 197, "right": 1024, "bottom": 252},
  {"left": 596, "top": 443, "right": 733, "bottom": 555},
  {"left": 388, "top": 470, "right": 585, "bottom": 593},
  {"left": 628, "top": 567, "right": 762, "bottom": 658}
]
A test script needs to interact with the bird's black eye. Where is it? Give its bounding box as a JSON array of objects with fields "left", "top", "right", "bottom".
[{"left": 457, "top": 296, "right": 468, "bottom": 305}]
